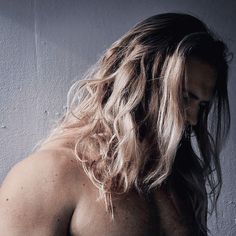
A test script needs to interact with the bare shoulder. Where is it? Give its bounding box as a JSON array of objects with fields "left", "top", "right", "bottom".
[
  {"left": 0, "top": 147, "right": 82, "bottom": 201},
  {"left": 0, "top": 147, "right": 82, "bottom": 235}
]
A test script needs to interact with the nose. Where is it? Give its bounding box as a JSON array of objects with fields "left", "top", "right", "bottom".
[{"left": 185, "top": 104, "right": 199, "bottom": 126}]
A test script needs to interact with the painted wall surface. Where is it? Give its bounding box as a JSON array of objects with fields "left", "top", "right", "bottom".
[{"left": 0, "top": 0, "right": 235, "bottom": 235}]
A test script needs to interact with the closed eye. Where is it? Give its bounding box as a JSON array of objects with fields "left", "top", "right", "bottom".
[{"left": 183, "top": 90, "right": 210, "bottom": 106}]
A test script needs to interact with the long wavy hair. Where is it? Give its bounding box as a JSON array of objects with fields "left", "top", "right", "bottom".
[{"left": 33, "top": 13, "right": 231, "bottom": 234}]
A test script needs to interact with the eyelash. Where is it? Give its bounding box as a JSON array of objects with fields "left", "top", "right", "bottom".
[{"left": 182, "top": 93, "right": 209, "bottom": 108}]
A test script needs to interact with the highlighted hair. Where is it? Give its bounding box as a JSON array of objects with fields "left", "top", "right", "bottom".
[{"left": 34, "top": 13, "right": 232, "bottom": 234}]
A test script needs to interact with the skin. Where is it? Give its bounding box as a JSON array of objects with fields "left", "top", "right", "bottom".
[
  {"left": 184, "top": 58, "right": 217, "bottom": 126},
  {"left": 0, "top": 58, "right": 216, "bottom": 236}
]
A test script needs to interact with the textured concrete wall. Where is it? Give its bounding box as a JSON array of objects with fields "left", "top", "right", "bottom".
[{"left": 0, "top": 0, "right": 235, "bottom": 235}]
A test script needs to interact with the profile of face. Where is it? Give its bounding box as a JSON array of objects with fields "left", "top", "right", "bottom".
[{"left": 183, "top": 58, "right": 217, "bottom": 126}]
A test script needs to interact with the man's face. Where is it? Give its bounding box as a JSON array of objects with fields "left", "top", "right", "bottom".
[{"left": 183, "top": 58, "right": 217, "bottom": 126}]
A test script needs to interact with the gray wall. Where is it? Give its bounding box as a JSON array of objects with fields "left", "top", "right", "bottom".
[{"left": 0, "top": 0, "right": 235, "bottom": 235}]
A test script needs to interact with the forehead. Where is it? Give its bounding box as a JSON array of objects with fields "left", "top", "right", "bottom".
[{"left": 185, "top": 58, "right": 217, "bottom": 97}]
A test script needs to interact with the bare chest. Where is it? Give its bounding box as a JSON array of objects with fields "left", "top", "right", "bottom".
[
  {"left": 69, "top": 187, "right": 193, "bottom": 236},
  {"left": 69, "top": 189, "right": 160, "bottom": 236}
]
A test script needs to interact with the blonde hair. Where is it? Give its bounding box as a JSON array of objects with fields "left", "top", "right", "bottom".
[{"left": 33, "top": 13, "right": 231, "bottom": 234}]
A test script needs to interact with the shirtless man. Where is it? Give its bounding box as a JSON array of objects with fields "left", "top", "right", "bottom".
[{"left": 0, "top": 13, "right": 231, "bottom": 235}]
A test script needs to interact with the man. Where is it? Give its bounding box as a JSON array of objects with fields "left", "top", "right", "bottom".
[{"left": 0, "top": 13, "right": 231, "bottom": 235}]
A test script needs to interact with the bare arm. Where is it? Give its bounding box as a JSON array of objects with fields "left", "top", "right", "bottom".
[{"left": 0, "top": 150, "right": 77, "bottom": 236}]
